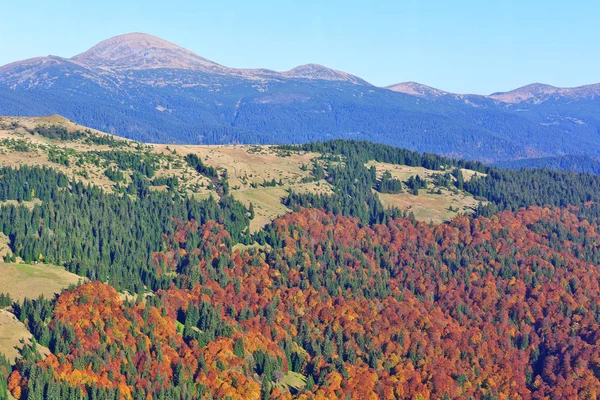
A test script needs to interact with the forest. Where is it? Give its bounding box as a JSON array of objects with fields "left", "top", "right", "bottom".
[
  {"left": 3, "top": 140, "right": 600, "bottom": 398},
  {"left": 3, "top": 67, "right": 600, "bottom": 165},
  {"left": 0, "top": 166, "right": 250, "bottom": 293},
  {"left": 281, "top": 140, "right": 600, "bottom": 224},
  {"left": 495, "top": 155, "right": 600, "bottom": 175}
]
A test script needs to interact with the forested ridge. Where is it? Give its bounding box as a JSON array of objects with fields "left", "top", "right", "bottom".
[
  {"left": 282, "top": 140, "right": 600, "bottom": 223},
  {"left": 7, "top": 206, "right": 600, "bottom": 399},
  {"left": 495, "top": 155, "right": 600, "bottom": 175},
  {"left": 0, "top": 166, "right": 250, "bottom": 293},
  {"left": 4, "top": 59, "right": 600, "bottom": 165},
  {"left": 3, "top": 140, "right": 600, "bottom": 398}
]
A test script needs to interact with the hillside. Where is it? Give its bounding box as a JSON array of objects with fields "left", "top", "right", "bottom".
[
  {"left": 4, "top": 116, "right": 600, "bottom": 398},
  {"left": 0, "top": 116, "right": 484, "bottom": 228},
  {"left": 2, "top": 34, "right": 600, "bottom": 163},
  {"left": 495, "top": 154, "right": 600, "bottom": 174}
]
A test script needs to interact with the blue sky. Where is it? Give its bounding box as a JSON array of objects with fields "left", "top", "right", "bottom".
[{"left": 1, "top": 0, "right": 598, "bottom": 94}]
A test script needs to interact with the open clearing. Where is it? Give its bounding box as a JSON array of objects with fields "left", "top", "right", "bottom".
[
  {"left": 0, "top": 199, "right": 43, "bottom": 211},
  {"left": 367, "top": 161, "right": 483, "bottom": 223},
  {"left": 0, "top": 309, "right": 51, "bottom": 365},
  {"left": 0, "top": 233, "right": 11, "bottom": 259},
  {"left": 161, "top": 144, "right": 320, "bottom": 189},
  {"left": 233, "top": 180, "right": 332, "bottom": 232},
  {"left": 282, "top": 372, "right": 307, "bottom": 391},
  {"left": 0, "top": 116, "right": 485, "bottom": 229},
  {"left": 0, "top": 261, "right": 79, "bottom": 364},
  {"left": 366, "top": 160, "right": 486, "bottom": 182},
  {"left": 378, "top": 189, "right": 479, "bottom": 223},
  {"left": 233, "top": 187, "right": 290, "bottom": 231},
  {"left": 272, "top": 371, "right": 306, "bottom": 393},
  {"left": 0, "top": 262, "right": 83, "bottom": 302},
  {"left": 0, "top": 310, "right": 34, "bottom": 363}
]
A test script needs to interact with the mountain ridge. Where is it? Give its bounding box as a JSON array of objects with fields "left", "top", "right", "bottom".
[
  {"left": 1, "top": 33, "right": 600, "bottom": 163},
  {"left": 387, "top": 80, "right": 600, "bottom": 104},
  {"left": 70, "top": 32, "right": 368, "bottom": 84},
  {"left": 0, "top": 33, "right": 369, "bottom": 87},
  {"left": 3, "top": 32, "right": 599, "bottom": 100},
  {"left": 489, "top": 82, "right": 600, "bottom": 103}
]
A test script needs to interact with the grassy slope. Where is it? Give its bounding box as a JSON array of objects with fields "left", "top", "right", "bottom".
[
  {"left": 0, "top": 261, "right": 81, "bottom": 363},
  {"left": 0, "top": 262, "right": 83, "bottom": 302},
  {"left": 0, "top": 115, "right": 484, "bottom": 227},
  {"left": 233, "top": 181, "right": 332, "bottom": 232},
  {"left": 0, "top": 309, "right": 35, "bottom": 364},
  {"left": 366, "top": 160, "right": 484, "bottom": 223},
  {"left": 0, "top": 308, "right": 51, "bottom": 365}
]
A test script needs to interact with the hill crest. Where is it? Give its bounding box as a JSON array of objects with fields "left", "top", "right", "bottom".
[{"left": 72, "top": 32, "right": 226, "bottom": 72}]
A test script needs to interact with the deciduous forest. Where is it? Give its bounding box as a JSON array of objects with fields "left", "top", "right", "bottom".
[{"left": 3, "top": 140, "right": 600, "bottom": 399}]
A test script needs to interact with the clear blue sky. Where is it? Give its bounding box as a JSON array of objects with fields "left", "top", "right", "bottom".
[{"left": 1, "top": 0, "right": 598, "bottom": 94}]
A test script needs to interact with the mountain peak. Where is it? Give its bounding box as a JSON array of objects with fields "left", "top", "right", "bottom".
[
  {"left": 71, "top": 33, "right": 224, "bottom": 71},
  {"left": 68, "top": 34, "right": 367, "bottom": 84},
  {"left": 488, "top": 83, "right": 600, "bottom": 103},
  {"left": 283, "top": 64, "right": 369, "bottom": 85},
  {"left": 386, "top": 82, "right": 449, "bottom": 97},
  {"left": 489, "top": 83, "right": 560, "bottom": 103}
]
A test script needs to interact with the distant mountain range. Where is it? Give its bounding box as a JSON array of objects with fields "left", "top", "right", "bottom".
[
  {"left": 1, "top": 32, "right": 600, "bottom": 164},
  {"left": 387, "top": 81, "right": 600, "bottom": 104}
]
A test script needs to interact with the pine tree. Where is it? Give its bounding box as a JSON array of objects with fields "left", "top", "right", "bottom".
[
  {"left": 260, "top": 376, "right": 271, "bottom": 400},
  {"left": 233, "top": 338, "right": 245, "bottom": 359}
]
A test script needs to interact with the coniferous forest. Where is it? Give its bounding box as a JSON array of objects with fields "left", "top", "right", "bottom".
[{"left": 4, "top": 140, "right": 600, "bottom": 399}]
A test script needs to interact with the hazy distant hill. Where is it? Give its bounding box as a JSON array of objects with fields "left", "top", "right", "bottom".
[
  {"left": 495, "top": 154, "right": 600, "bottom": 174},
  {"left": 1, "top": 33, "right": 600, "bottom": 163}
]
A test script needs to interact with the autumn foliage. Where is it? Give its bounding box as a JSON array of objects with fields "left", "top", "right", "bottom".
[{"left": 8, "top": 206, "right": 600, "bottom": 399}]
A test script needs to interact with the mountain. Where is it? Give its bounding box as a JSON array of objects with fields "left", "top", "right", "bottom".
[
  {"left": 386, "top": 81, "right": 450, "bottom": 97},
  {"left": 387, "top": 81, "right": 600, "bottom": 104},
  {"left": 0, "top": 33, "right": 366, "bottom": 88},
  {"left": 68, "top": 33, "right": 368, "bottom": 84},
  {"left": 1, "top": 33, "right": 600, "bottom": 163},
  {"left": 489, "top": 82, "right": 600, "bottom": 103},
  {"left": 71, "top": 33, "right": 227, "bottom": 72},
  {"left": 384, "top": 81, "right": 600, "bottom": 161},
  {"left": 282, "top": 63, "right": 369, "bottom": 84}
]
